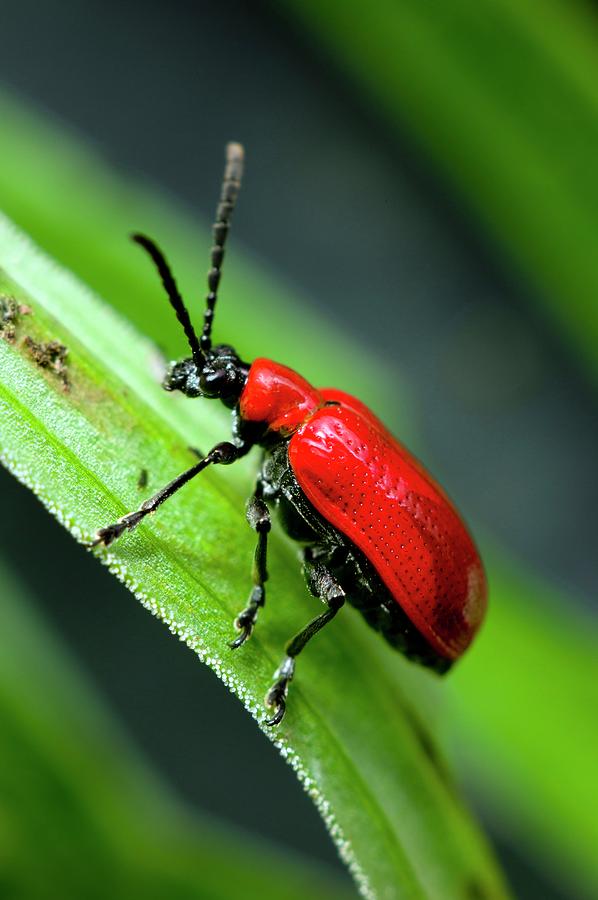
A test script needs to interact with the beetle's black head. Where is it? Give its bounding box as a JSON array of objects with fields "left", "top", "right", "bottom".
[{"left": 163, "top": 344, "right": 249, "bottom": 407}]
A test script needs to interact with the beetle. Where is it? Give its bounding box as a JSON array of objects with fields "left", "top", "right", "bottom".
[{"left": 92, "top": 143, "right": 487, "bottom": 726}]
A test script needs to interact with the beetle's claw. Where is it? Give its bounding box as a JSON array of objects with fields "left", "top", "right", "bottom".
[
  {"left": 264, "top": 689, "right": 286, "bottom": 727},
  {"left": 89, "top": 508, "right": 146, "bottom": 549},
  {"left": 229, "top": 600, "right": 261, "bottom": 650},
  {"left": 88, "top": 525, "right": 117, "bottom": 548},
  {"left": 264, "top": 659, "right": 294, "bottom": 727},
  {"left": 229, "top": 620, "right": 252, "bottom": 649}
]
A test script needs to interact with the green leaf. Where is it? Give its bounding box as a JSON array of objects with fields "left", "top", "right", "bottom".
[
  {"left": 0, "top": 212, "right": 507, "bottom": 898},
  {"left": 449, "top": 549, "right": 598, "bottom": 900},
  {"left": 280, "top": 0, "right": 598, "bottom": 383},
  {"left": 0, "top": 556, "right": 355, "bottom": 900}
]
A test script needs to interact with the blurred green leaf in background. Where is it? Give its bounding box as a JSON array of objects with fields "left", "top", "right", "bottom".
[{"left": 282, "top": 0, "right": 598, "bottom": 385}]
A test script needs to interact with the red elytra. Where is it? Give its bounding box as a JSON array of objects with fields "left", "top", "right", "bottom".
[{"left": 241, "top": 358, "right": 487, "bottom": 662}]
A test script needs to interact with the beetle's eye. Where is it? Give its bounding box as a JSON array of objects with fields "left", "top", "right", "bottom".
[{"left": 199, "top": 367, "right": 229, "bottom": 397}]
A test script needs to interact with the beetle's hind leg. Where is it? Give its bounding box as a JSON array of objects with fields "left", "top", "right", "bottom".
[
  {"left": 265, "top": 550, "right": 345, "bottom": 727},
  {"left": 229, "top": 486, "right": 271, "bottom": 649}
]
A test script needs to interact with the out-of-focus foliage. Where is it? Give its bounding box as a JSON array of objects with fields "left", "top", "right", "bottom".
[
  {"left": 450, "top": 548, "right": 598, "bottom": 899},
  {"left": 282, "top": 0, "right": 598, "bottom": 384},
  {"left": 0, "top": 558, "right": 355, "bottom": 900}
]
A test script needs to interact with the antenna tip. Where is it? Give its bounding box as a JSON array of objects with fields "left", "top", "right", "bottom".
[
  {"left": 130, "top": 232, "right": 148, "bottom": 246},
  {"left": 226, "top": 142, "right": 245, "bottom": 164}
]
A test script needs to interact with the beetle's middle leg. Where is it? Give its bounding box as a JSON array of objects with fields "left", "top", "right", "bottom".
[
  {"left": 265, "top": 549, "right": 345, "bottom": 726},
  {"left": 229, "top": 485, "right": 271, "bottom": 649}
]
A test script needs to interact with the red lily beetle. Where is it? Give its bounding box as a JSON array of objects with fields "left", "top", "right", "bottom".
[{"left": 92, "top": 143, "right": 487, "bottom": 725}]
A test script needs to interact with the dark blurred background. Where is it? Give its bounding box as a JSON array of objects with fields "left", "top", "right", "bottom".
[{"left": 1, "top": 2, "right": 597, "bottom": 898}]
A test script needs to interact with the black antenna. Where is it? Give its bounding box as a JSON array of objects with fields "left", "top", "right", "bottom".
[
  {"left": 132, "top": 233, "right": 204, "bottom": 369},
  {"left": 200, "top": 142, "right": 245, "bottom": 352}
]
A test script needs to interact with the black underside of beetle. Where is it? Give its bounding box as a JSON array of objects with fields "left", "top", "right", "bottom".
[{"left": 259, "top": 439, "right": 452, "bottom": 676}]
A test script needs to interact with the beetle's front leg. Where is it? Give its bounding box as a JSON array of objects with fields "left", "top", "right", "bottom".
[
  {"left": 90, "top": 441, "right": 247, "bottom": 547},
  {"left": 229, "top": 487, "right": 271, "bottom": 649}
]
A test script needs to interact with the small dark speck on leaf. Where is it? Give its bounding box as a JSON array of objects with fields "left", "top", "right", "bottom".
[
  {"left": 137, "top": 467, "right": 149, "bottom": 489},
  {"left": 23, "top": 336, "right": 70, "bottom": 389},
  {"left": 0, "top": 295, "right": 32, "bottom": 343}
]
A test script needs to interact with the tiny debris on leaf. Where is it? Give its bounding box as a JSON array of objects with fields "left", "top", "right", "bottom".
[
  {"left": 137, "top": 467, "right": 149, "bottom": 489},
  {"left": 0, "top": 295, "right": 31, "bottom": 343},
  {"left": 23, "top": 336, "right": 70, "bottom": 389}
]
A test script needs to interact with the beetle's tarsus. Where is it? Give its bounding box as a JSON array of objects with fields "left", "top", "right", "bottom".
[
  {"left": 229, "top": 617, "right": 253, "bottom": 649},
  {"left": 89, "top": 531, "right": 110, "bottom": 548},
  {"left": 89, "top": 517, "right": 133, "bottom": 547},
  {"left": 229, "top": 584, "right": 265, "bottom": 650},
  {"left": 230, "top": 499, "right": 269, "bottom": 648},
  {"left": 264, "top": 655, "right": 295, "bottom": 726},
  {"left": 228, "top": 633, "right": 248, "bottom": 650},
  {"left": 264, "top": 680, "right": 288, "bottom": 727},
  {"left": 264, "top": 694, "right": 286, "bottom": 728},
  {"left": 90, "top": 508, "right": 147, "bottom": 547}
]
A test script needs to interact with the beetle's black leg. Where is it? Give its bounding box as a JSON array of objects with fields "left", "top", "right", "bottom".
[
  {"left": 90, "top": 441, "right": 246, "bottom": 547},
  {"left": 229, "top": 488, "right": 271, "bottom": 649},
  {"left": 265, "top": 556, "right": 345, "bottom": 727}
]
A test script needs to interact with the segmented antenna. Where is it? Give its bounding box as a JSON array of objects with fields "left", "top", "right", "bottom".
[
  {"left": 200, "top": 142, "right": 245, "bottom": 351},
  {"left": 132, "top": 233, "right": 204, "bottom": 369}
]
